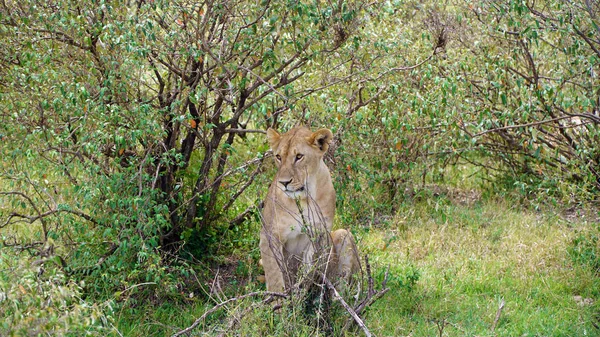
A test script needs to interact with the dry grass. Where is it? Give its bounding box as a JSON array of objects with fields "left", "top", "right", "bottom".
[{"left": 357, "top": 197, "right": 599, "bottom": 336}]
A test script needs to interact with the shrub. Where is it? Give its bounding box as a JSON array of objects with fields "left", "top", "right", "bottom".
[{"left": 0, "top": 247, "right": 113, "bottom": 336}]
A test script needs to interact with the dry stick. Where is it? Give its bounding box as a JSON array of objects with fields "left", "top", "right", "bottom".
[
  {"left": 353, "top": 287, "right": 390, "bottom": 317},
  {"left": 324, "top": 277, "right": 374, "bottom": 337},
  {"left": 471, "top": 115, "right": 577, "bottom": 138},
  {"left": 171, "top": 291, "right": 287, "bottom": 337},
  {"left": 355, "top": 257, "right": 385, "bottom": 314},
  {"left": 342, "top": 265, "right": 390, "bottom": 334},
  {"left": 491, "top": 299, "right": 505, "bottom": 332}
]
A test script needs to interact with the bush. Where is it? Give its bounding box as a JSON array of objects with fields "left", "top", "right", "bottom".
[{"left": 0, "top": 247, "right": 113, "bottom": 336}]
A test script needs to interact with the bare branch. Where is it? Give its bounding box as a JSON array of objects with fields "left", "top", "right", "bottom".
[
  {"left": 491, "top": 298, "right": 505, "bottom": 332},
  {"left": 324, "top": 277, "right": 373, "bottom": 337},
  {"left": 171, "top": 291, "right": 287, "bottom": 337},
  {"left": 224, "top": 128, "right": 267, "bottom": 134},
  {"left": 470, "top": 115, "right": 580, "bottom": 138},
  {"left": 0, "top": 191, "right": 98, "bottom": 228}
]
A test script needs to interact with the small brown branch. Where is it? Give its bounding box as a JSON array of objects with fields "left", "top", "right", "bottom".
[
  {"left": 386, "top": 53, "right": 435, "bottom": 73},
  {"left": 555, "top": 106, "right": 600, "bottom": 124},
  {"left": 224, "top": 128, "right": 267, "bottom": 134},
  {"left": 365, "top": 255, "right": 375, "bottom": 297},
  {"left": 1, "top": 240, "right": 44, "bottom": 251},
  {"left": 324, "top": 277, "right": 373, "bottom": 337},
  {"left": 1, "top": 206, "right": 98, "bottom": 228},
  {"left": 0, "top": 191, "right": 48, "bottom": 237},
  {"left": 221, "top": 155, "right": 265, "bottom": 215},
  {"left": 491, "top": 298, "right": 505, "bottom": 332},
  {"left": 471, "top": 115, "right": 577, "bottom": 138},
  {"left": 229, "top": 202, "right": 263, "bottom": 228},
  {"left": 436, "top": 319, "right": 447, "bottom": 337},
  {"left": 573, "top": 25, "right": 600, "bottom": 58},
  {"left": 171, "top": 291, "right": 287, "bottom": 337},
  {"left": 343, "top": 260, "right": 390, "bottom": 333},
  {"left": 32, "top": 28, "right": 90, "bottom": 51}
]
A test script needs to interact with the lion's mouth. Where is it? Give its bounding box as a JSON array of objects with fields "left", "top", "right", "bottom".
[{"left": 284, "top": 186, "right": 305, "bottom": 194}]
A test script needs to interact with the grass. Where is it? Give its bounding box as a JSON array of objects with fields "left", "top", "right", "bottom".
[
  {"left": 357, "top": 197, "right": 599, "bottom": 336},
  {"left": 109, "top": 193, "right": 599, "bottom": 336},
  {"left": 2, "top": 153, "right": 598, "bottom": 335}
]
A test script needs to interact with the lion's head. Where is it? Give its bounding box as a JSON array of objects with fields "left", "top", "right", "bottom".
[{"left": 266, "top": 126, "right": 333, "bottom": 199}]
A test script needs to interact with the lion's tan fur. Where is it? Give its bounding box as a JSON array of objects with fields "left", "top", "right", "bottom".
[{"left": 260, "top": 126, "right": 359, "bottom": 292}]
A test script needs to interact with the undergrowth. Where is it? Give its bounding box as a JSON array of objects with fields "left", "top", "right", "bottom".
[{"left": 107, "top": 190, "right": 600, "bottom": 336}]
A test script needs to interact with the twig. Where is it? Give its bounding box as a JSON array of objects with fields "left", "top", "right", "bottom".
[
  {"left": 324, "top": 277, "right": 373, "bottom": 337},
  {"left": 353, "top": 287, "right": 390, "bottom": 318},
  {"left": 491, "top": 298, "right": 505, "bottom": 332},
  {"left": 2, "top": 207, "right": 98, "bottom": 228},
  {"left": 224, "top": 128, "right": 267, "bottom": 134},
  {"left": 171, "top": 291, "right": 287, "bottom": 337},
  {"left": 365, "top": 255, "right": 375, "bottom": 297},
  {"left": 122, "top": 282, "right": 157, "bottom": 294},
  {"left": 471, "top": 115, "right": 578, "bottom": 138},
  {"left": 436, "top": 318, "right": 447, "bottom": 337},
  {"left": 342, "top": 259, "right": 390, "bottom": 334}
]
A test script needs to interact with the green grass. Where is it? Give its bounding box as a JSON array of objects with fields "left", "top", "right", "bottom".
[
  {"left": 359, "top": 198, "right": 599, "bottom": 336},
  {"left": 109, "top": 194, "right": 599, "bottom": 336},
  {"left": 2, "top": 150, "right": 598, "bottom": 336}
]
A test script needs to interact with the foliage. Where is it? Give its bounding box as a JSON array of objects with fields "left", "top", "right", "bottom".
[
  {"left": 452, "top": 0, "right": 600, "bottom": 199},
  {"left": 0, "top": 0, "right": 386, "bottom": 301},
  {"left": 0, "top": 247, "right": 112, "bottom": 336},
  {"left": 326, "top": 0, "right": 600, "bottom": 214},
  {"left": 1, "top": 0, "right": 599, "bottom": 334}
]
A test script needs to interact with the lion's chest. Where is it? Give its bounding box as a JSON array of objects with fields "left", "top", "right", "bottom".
[{"left": 271, "top": 204, "right": 331, "bottom": 256}]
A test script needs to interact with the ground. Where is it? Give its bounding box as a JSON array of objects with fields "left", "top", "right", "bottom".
[
  {"left": 116, "top": 191, "right": 600, "bottom": 336},
  {"left": 360, "top": 196, "right": 599, "bottom": 336}
]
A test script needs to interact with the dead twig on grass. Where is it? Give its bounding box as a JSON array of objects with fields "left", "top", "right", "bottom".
[
  {"left": 491, "top": 298, "right": 505, "bottom": 332},
  {"left": 324, "top": 276, "right": 373, "bottom": 337},
  {"left": 341, "top": 256, "right": 390, "bottom": 334}
]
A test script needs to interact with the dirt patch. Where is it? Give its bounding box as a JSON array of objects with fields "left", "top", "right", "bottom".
[
  {"left": 403, "top": 184, "right": 482, "bottom": 206},
  {"left": 563, "top": 205, "right": 600, "bottom": 224}
]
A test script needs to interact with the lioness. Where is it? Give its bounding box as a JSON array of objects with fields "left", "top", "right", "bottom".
[{"left": 260, "top": 126, "right": 359, "bottom": 293}]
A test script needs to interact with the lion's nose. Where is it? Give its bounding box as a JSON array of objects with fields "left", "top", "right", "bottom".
[{"left": 279, "top": 178, "right": 292, "bottom": 188}]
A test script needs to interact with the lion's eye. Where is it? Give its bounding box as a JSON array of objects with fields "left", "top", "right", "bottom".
[
  {"left": 275, "top": 154, "right": 281, "bottom": 161},
  {"left": 295, "top": 154, "right": 304, "bottom": 161}
]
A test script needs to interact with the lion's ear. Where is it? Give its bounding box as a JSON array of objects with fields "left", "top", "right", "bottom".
[
  {"left": 266, "top": 128, "right": 281, "bottom": 151},
  {"left": 309, "top": 128, "right": 333, "bottom": 153}
]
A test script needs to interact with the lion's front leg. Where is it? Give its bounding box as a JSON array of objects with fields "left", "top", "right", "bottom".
[{"left": 259, "top": 230, "right": 286, "bottom": 293}]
